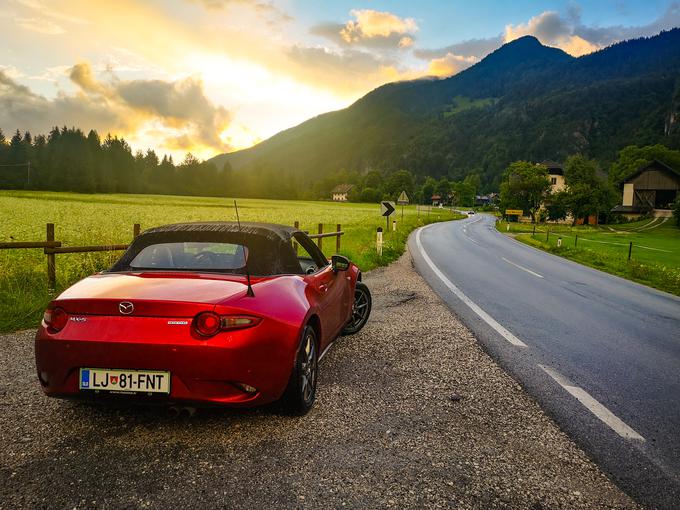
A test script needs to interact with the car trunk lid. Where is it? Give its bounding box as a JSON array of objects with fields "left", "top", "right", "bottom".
[{"left": 53, "top": 272, "right": 250, "bottom": 317}]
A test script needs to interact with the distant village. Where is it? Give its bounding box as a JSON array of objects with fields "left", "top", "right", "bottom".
[{"left": 330, "top": 156, "right": 680, "bottom": 225}]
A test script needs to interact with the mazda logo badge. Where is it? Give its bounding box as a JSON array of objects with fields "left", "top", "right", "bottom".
[{"left": 119, "top": 302, "right": 134, "bottom": 315}]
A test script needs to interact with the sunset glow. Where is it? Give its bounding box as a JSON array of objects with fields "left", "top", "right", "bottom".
[{"left": 1, "top": 0, "right": 678, "bottom": 160}]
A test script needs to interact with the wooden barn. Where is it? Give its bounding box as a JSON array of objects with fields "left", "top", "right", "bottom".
[{"left": 612, "top": 160, "right": 680, "bottom": 219}]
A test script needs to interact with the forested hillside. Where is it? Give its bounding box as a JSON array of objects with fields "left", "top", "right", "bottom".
[{"left": 211, "top": 29, "right": 680, "bottom": 194}]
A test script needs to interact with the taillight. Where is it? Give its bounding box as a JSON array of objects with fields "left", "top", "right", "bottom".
[
  {"left": 44, "top": 307, "right": 68, "bottom": 332},
  {"left": 192, "top": 312, "right": 261, "bottom": 338},
  {"left": 194, "top": 312, "right": 221, "bottom": 337},
  {"left": 221, "top": 316, "right": 261, "bottom": 330}
]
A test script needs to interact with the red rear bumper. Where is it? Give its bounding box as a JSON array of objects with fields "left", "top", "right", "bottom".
[{"left": 35, "top": 317, "right": 299, "bottom": 407}]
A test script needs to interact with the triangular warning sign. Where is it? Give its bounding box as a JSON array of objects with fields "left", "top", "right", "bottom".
[{"left": 397, "top": 191, "right": 409, "bottom": 204}]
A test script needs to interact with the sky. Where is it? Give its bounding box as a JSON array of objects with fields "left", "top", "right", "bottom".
[{"left": 1, "top": 0, "right": 679, "bottom": 161}]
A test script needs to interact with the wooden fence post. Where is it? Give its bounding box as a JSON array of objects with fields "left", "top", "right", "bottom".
[
  {"left": 133, "top": 223, "right": 140, "bottom": 238},
  {"left": 336, "top": 224, "right": 341, "bottom": 253},
  {"left": 46, "top": 223, "right": 56, "bottom": 290},
  {"left": 293, "top": 221, "right": 299, "bottom": 254},
  {"left": 317, "top": 223, "right": 323, "bottom": 251}
]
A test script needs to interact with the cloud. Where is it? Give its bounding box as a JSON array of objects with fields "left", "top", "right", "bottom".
[
  {"left": 502, "top": 4, "right": 680, "bottom": 57},
  {"left": 413, "top": 36, "right": 502, "bottom": 79},
  {"left": 287, "top": 45, "right": 391, "bottom": 76},
  {"left": 285, "top": 45, "right": 420, "bottom": 95},
  {"left": 342, "top": 9, "right": 417, "bottom": 39},
  {"left": 69, "top": 62, "right": 108, "bottom": 95},
  {"left": 414, "top": 36, "right": 502, "bottom": 61},
  {"left": 427, "top": 53, "right": 478, "bottom": 77},
  {"left": 504, "top": 10, "right": 598, "bottom": 56},
  {"left": 311, "top": 9, "right": 417, "bottom": 50},
  {"left": 0, "top": 63, "right": 233, "bottom": 155},
  {"left": 187, "top": 0, "right": 292, "bottom": 23},
  {"left": 11, "top": 0, "right": 88, "bottom": 35},
  {"left": 574, "top": 2, "right": 680, "bottom": 47},
  {"left": 0, "top": 69, "right": 123, "bottom": 136},
  {"left": 0, "top": 65, "right": 24, "bottom": 81},
  {"left": 116, "top": 77, "right": 231, "bottom": 149},
  {"left": 16, "top": 17, "right": 66, "bottom": 34},
  {"left": 398, "top": 36, "right": 414, "bottom": 48}
]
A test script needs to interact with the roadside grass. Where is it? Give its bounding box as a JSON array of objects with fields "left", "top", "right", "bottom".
[
  {"left": 0, "top": 191, "right": 463, "bottom": 332},
  {"left": 496, "top": 219, "right": 680, "bottom": 296}
]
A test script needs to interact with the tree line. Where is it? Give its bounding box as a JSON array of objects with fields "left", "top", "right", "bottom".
[
  {"left": 0, "top": 127, "right": 233, "bottom": 197},
  {"left": 313, "top": 168, "right": 483, "bottom": 206}
]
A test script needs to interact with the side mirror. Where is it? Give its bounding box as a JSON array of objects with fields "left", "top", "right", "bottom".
[{"left": 331, "top": 255, "right": 350, "bottom": 273}]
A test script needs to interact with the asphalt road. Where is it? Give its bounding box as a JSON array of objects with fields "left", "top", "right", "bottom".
[{"left": 409, "top": 214, "right": 680, "bottom": 509}]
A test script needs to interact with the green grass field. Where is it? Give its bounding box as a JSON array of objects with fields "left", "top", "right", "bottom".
[
  {"left": 496, "top": 219, "right": 680, "bottom": 296},
  {"left": 0, "top": 190, "right": 462, "bottom": 333}
]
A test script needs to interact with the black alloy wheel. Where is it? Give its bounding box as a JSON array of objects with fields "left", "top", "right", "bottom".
[
  {"left": 342, "top": 282, "right": 372, "bottom": 335},
  {"left": 281, "top": 325, "right": 318, "bottom": 415}
]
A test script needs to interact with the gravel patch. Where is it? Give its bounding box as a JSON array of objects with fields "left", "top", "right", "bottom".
[{"left": 0, "top": 250, "right": 638, "bottom": 509}]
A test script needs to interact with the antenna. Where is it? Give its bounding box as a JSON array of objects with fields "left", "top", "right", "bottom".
[{"left": 234, "top": 200, "right": 255, "bottom": 297}]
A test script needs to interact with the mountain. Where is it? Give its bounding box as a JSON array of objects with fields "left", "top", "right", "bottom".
[{"left": 210, "top": 30, "right": 680, "bottom": 195}]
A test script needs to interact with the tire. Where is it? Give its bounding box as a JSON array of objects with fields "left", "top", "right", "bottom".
[
  {"left": 342, "top": 282, "right": 372, "bottom": 335},
  {"left": 280, "top": 325, "right": 318, "bottom": 415}
]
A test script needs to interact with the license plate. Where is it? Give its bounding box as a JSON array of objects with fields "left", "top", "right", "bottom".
[{"left": 79, "top": 368, "right": 170, "bottom": 394}]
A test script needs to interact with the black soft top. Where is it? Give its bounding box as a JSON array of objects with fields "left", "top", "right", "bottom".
[
  {"left": 143, "top": 222, "right": 300, "bottom": 242},
  {"left": 109, "top": 222, "right": 306, "bottom": 275}
]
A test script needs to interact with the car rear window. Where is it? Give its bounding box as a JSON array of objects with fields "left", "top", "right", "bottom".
[{"left": 129, "top": 242, "right": 248, "bottom": 271}]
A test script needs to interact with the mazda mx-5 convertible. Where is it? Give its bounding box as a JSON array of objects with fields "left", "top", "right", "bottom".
[{"left": 35, "top": 222, "right": 371, "bottom": 414}]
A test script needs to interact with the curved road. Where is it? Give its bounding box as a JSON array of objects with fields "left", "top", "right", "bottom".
[{"left": 409, "top": 214, "right": 680, "bottom": 509}]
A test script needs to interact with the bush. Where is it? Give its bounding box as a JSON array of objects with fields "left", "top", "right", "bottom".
[
  {"left": 673, "top": 195, "right": 680, "bottom": 227},
  {"left": 359, "top": 187, "right": 382, "bottom": 203}
]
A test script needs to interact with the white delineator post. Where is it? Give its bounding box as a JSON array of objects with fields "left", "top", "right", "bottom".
[
  {"left": 376, "top": 227, "right": 383, "bottom": 255},
  {"left": 392, "top": 220, "right": 397, "bottom": 231}
]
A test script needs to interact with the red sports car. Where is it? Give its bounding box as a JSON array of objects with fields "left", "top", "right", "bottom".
[{"left": 35, "top": 222, "right": 371, "bottom": 414}]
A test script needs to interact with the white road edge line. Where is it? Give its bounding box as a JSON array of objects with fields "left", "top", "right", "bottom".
[
  {"left": 463, "top": 233, "right": 480, "bottom": 245},
  {"left": 415, "top": 227, "right": 528, "bottom": 348},
  {"left": 538, "top": 364, "right": 645, "bottom": 441},
  {"left": 501, "top": 257, "right": 544, "bottom": 278}
]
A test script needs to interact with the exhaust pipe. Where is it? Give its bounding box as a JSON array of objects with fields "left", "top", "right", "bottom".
[
  {"left": 180, "top": 406, "right": 196, "bottom": 418},
  {"left": 168, "top": 405, "right": 180, "bottom": 418}
]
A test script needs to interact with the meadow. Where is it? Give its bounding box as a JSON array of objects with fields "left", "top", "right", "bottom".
[
  {"left": 0, "top": 190, "right": 462, "bottom": 332},
  {"left": 496, "top": 219, "right": 680, "bottom": 296}
]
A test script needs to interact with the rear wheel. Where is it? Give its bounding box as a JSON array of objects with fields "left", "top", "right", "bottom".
[
  {"left": 342, "top": 282, "right": 372, "bottom": 335},
  {"left": 281, "top": 325, "right": 318, "bottom": 415}
]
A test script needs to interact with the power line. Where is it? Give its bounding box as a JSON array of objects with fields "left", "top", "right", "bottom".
[{"left": 0, "top": 161, "right": 30, "bottom": 185}]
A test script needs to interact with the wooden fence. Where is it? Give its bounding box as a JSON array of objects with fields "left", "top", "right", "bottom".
[{"left": 0, "top": 222, "right": 344, "bottom": 289}]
